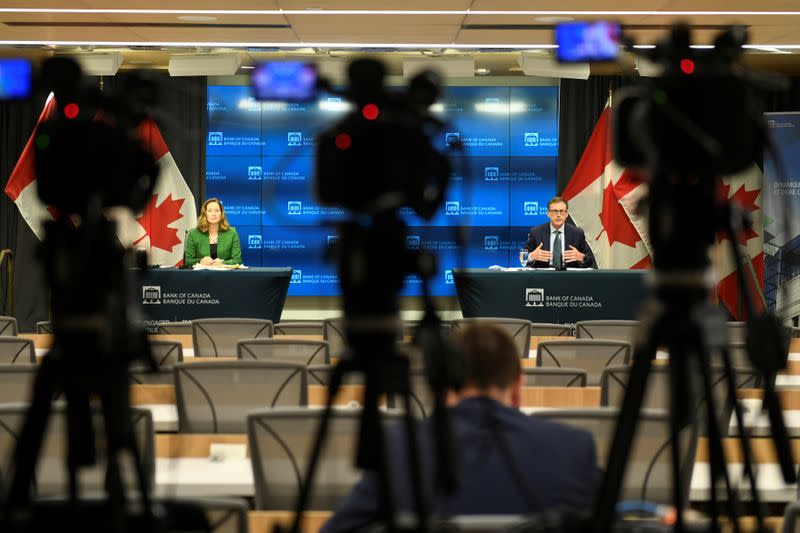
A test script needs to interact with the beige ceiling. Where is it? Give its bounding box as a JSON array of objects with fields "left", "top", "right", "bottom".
[{"left": 1, "top": 0, "right": 800, "bottom": 74}]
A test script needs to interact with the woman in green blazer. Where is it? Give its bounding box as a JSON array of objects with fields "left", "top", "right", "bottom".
[{"left": 184, "top": 198, "right": 242, "bottom": 266}]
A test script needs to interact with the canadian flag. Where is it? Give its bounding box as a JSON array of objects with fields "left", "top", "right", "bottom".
[
  {"left": 4, "top": 94, "right": 197, "bottom": 266},
  {"left": 561, "top": 98, "right": 764, "bottom": 319},
  {"left": 561, "top": 101, "right": 652, "bottom": 270}
]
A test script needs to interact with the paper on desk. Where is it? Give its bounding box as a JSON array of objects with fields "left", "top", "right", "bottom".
[{"left": 192, "top": 264, "right": 248, "bottom": 270}]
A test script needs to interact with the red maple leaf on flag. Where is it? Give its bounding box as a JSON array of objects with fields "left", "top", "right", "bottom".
[
  {"left": 134, "top": 193, "right": 186, "bottom": 252},
  {"left": 716, "top": 182, "right": 760, "bottom": 245},
  {"left": 596, "top": 180, "right": 642, "bottom": 248}
]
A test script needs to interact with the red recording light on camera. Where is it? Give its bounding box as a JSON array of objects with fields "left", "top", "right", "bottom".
[
  {"left": 680, "top": 58, "right": 695, "bottom": 75},
  {"left": 362, "top": 104, "right": 379, "bottom": 120},
  {"left": 335, "top": 132, "right": 352, "bottom": 150},
  {"left": 64, "top": 103, "right": 79, "bottom": 119}
]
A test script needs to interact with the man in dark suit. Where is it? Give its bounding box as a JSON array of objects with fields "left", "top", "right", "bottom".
[
  {"left": 321, "top": 323, "right": 599, "bottom": 532},
  {"left": 524, "top": 196, "right": 597, "bottom": 269}
]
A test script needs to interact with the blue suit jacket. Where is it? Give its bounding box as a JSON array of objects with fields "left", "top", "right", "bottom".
[
  {"left": 321, "top": 397, "right": 599, "bottom": 532},
  {"left": 524, "top": 222, "right": 597, "bottom": 269}
]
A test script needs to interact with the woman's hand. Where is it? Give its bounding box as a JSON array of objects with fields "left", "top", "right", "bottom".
[
  {"left": 211, "top": 258, "right": 224, "bottom": 266},
  {"left": 200, "top": 256, "right": 213, "bottom": 266}
]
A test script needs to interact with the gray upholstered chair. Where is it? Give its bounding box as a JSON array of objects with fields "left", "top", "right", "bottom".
[
  {"left": 192, "top": 318, "right": 273, "bottom": 357},
  {"left": 156, "top": 321, "right": 193, "bottom": 335},
  {"left": 0, "top": 315, "right": 18, "bottom": 336},
  {"left": 522, "top": 367, "right": 587, "bottom": 387},
  {"left": 274, "top": 321, "right": 324, "bottom": 336},
  {"left": 174, "top": 361, "right": 307, "bottom": 433},
  {"left": 237, "top": 339, "right": 329, "bottom": 365},
  {"left": 536, "top": 339, "right": 631, "bottom": 386},
  {"left": 450, "top": 318, "right": 532, "bottom": 359},
  {"left": 129, "top": 340, "right": 184, "bottom": 385},
  {"left": 0, "top": 337, "right": 36, "bottom": 364},
  {"left": 575, "top": 320, "right": 639, "bottom": 343}
]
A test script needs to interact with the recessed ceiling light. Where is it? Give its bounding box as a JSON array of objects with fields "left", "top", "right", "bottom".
[
  {"left": 178, "top": 15, "right": 217, "bottom": 22},
  {"left": 475, "top": 67, "right": 491, "bottom": 75},
  {"left": 534, "top": 16, "right": 574, "bottom": 23}
]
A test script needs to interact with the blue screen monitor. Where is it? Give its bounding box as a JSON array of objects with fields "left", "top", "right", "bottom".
[
  {"left": 555, "top": 21, "right": 621, "bottom": 63},
  {"left": 251, "top": 62, "right": 318, "bottom": 102},
  {"left": 0, "top": 59, "right": 32, "bottom": 100}
]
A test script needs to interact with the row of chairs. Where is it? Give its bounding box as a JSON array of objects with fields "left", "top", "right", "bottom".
[{"left": 0, "top": 402, "right": 698, "bottom": 512}]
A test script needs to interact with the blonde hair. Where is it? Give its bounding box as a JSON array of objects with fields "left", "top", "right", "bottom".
[{"left": 197, "top": 198, "right": 230, "bottom": 233}]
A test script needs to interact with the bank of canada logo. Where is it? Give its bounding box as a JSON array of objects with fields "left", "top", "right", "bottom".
[
  {"left": 142, "top": 286, "right": 161, "bottom": 304},
  {"left": 208, "top": 132, "right": 223, "bottom": 146},
  {"left": 246, "top": 97, "right": 260, "bottom": 112},
  {"left": 445, "top": 132, "right": 460, "bottom": 148},
  {"left": 247, "top": 166, "right": 262, "bottom": 180},
  {"left": 524, "top": 132, "right": 539, "bottom": 147},
  {"left": 291, "top": 270, "right": 302, "bottom": 284},
  {"left": 525, "top": 288, "right": 545, "bottom": 307},
  {"left": 484, "top": 97, "right": 500, "bottom": 103},
  {"left": 288, "top": 132, "right": 302, "bottom": 146},
  {"left": 445, "top": 201, "right": 460, "bottom": 215},
  {"left": 445, "top": 270, "right": 454, "bottom": 284},
  {"left": 406, "top": 235, "right": 421, "bottom": 249},
  {"left": 524, "top": 201, "right": 539, "bottom": 216},
  {"left": 484, "top": 235, "right": 499, "bottom": 251},
  {"left": 327, "top": 235, "right": 339, "bottom": 247},
  {"left": 484, "top": 167, "right": 499, "bottom": 181},
  {"left": 248, "top": 235, "right": 262, "bottom": 249},
  {"left": 288, "top": 201, "right": 302, "bottom": 215}
]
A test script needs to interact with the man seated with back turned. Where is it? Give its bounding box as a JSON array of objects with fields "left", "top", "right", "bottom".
[
  {"left": 322, "top": 323, "right": 599, "bottom": 532},
  {"left": 525, "top": 196, "right": 597, "bottom": 269}
]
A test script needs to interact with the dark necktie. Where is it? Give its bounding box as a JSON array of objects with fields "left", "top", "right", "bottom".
[{"left": 552, "top": 230, "right": 562, "bottom": 267}]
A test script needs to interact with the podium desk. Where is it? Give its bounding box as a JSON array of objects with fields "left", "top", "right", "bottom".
[
  {"left": 137, "top": 267, "right": 292, "bottom": 331},
  {"left": 454, "top": 268, "right": 647, "bottom": 323}
]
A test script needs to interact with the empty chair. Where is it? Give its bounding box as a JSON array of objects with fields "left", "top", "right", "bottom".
[
  {"left": 323, "top": 317, "right": 346, "bottom": 358},
  {"left": 274, "top": 321, "right": 324, "bottom": 336},
  {"left": 35, "top": 321, "right": 53, "bottom": 334},
  {"left": 237, "top": 339, "right": 329, "bottom": 366},
  {"left": 192, "top": 318, "right": 273, "bottom": 358},
  {"left": 530, "top": 322, "right": 572, "bottom": 337},
  {"left": 0, "top": 404, "right": 154, "bottom": 498},
  {"left": 0, "top": 364, "right": 38, "bottom": 403},
  {"left": 532, "top": 408, "right": 698, "bottom": 506},
  {"left": 791, "top": 327, "right": 800, "bottom": 339},
  {"left": 403, "top": 320, "right": 451, "bottom": 341},
  {"left": 575, "top": 320, "right": 639, "bottom": 343},
  {"left": 451, "top": 318, "right": 532, "bottom": 359},
  {"left": 0, "top": 315, "right": 18, "bottom": 336},
  {"left": 174, "top": 361, "right": 308, "bottom": 433},
  {"left": 0, "top": 337, "right": 36, "bottom": 364},
  {"left": 523, "top": 368, "right": 587, "bottom": 387},
  {"left": 536, "top": 339, "right": 630, "bottom": 386},
  {"left": 387, "top": 368, "right": 434, "bottom": 418},
  {"left": 248, "top": 407, "right": 402, "bottom": 510},
  {"left": 129, "top": 340, "right": 184, "bottom": 385},
  {"left": 599, "top": 364, "right": 762, "bottom": 436},
  {"left": 156, "top": 321, "right": 193, "bottom": 335}
]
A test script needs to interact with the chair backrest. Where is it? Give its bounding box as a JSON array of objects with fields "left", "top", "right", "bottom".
[
  {"left": 322, "top": 317, "right": 346, "bottom": 358},
  {"left": 129, "top": 340, "right": 184, "bottom": 385},
  {"left": 305, "top": 364, "right": 364, "bottom": 386},
  {"left": 274, "top": 322, "right": 324, "bottom": 336},
  {"left": 35, "top": 321, "right": 52, "bottom": 334},
  {"left": 0, "top": 316, "right": 18, "bottom": 336},
  {"left": 0, "top": 337, "right": 36, "bottom": 364},
  {"left": 387, "top": 368, "right": 434, "bottom": 418},
  {"left": 532, "top": 408, "right": 697, "bottom": 506},
  {"left": 174, "top": 361, "right": 308, "bottom": 433},
  {"left": 784, "top": 501, "right": 800, "bottom": 533},
  {"left": 156, "top": 321, "right": 193, "bottom": 335},
  {"left": 599, "top": 364, "right": 761, "bottom": 436},
  {"left": 237, "top": 339, "right": 329, "bottom": 365},
  {"left": 725, "top": 342, "right": 752, "bottom": 369},
  {"left": 536, "top": 339, "right": 631, "bottom": 386},
  {"left": 575, "top": 320, "right": 639, "bottom": 343},
  {"left": 450, "top": 318, "right": 532, "bottom": 359},
  {"left": 247, "top": 407, "right": 402, "bottom": 510},
  {"left": 522, "top": 368, "right": 587, "bottom": 387},
  {"left": 0, "top": 364, "right": 38, "bottom": 403},
  {"left": 163, "top": 497, "right": 249, "bottom": 533},
  {"left": 0, "top": 404, "right": 154, "bottom": 498},
  {"left": 530, "top": 322, "right": 572, "bottom": 337},
  {"left": 192, "top": 319, "right": 274, "bottom": 357}
]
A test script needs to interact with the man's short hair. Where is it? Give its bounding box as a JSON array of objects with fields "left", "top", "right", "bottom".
[
  {"left": 547, "top": 196, "right": 569, "bottom": 210},
  {"left": 452, "top": 323, "right": 522, "bottom": 390}
]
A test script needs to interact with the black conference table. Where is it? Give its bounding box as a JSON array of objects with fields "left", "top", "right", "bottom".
[
  {"left": 136, "top": 267, "right": 292, "bottom": 332},
  {"left": 453, "top": 268, "right": 649, "bottom": 323}
]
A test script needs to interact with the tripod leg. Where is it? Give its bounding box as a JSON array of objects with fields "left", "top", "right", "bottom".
[
  {"left": 695, "top": 348, "right": 741, "bottom": 533},
  {"left": 399, "top": 366, "right": 430, "bottom": 532},
  {"left": 721, "top": 351, "right": 767, "bottom": 533},
  {"left": 3, "top": 351, "right": 61, "bottom": 512},
  {"left": 666, "top": 348, "right": 689, "bottom": 533},
  {"left": 593, "top": 313, "right": 661, "bottom": 532}
]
